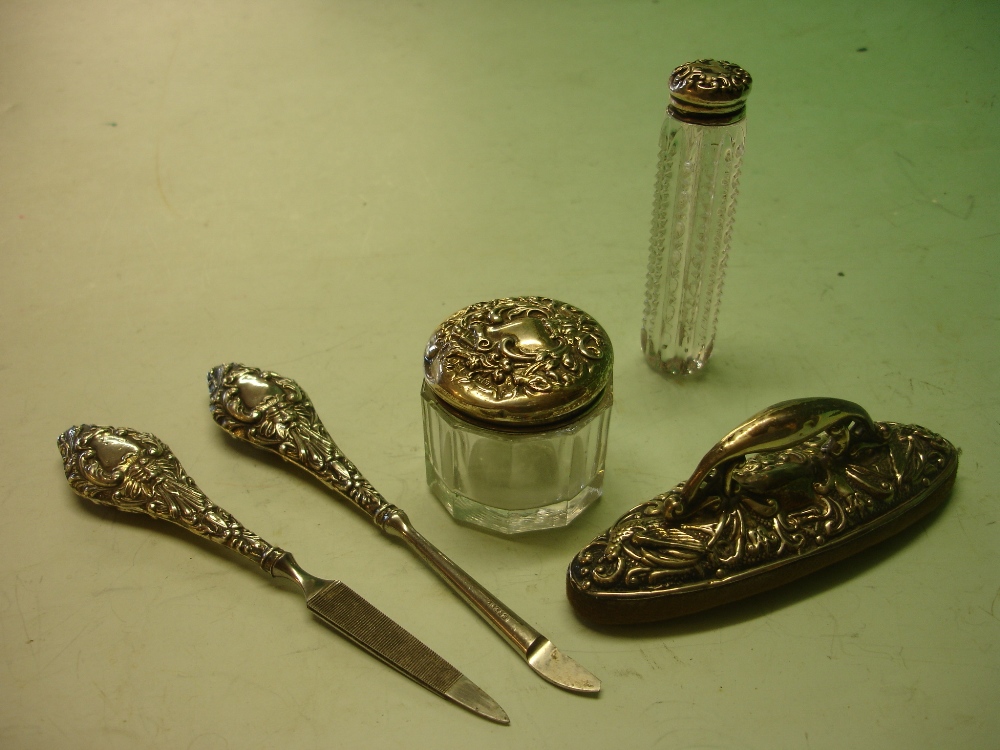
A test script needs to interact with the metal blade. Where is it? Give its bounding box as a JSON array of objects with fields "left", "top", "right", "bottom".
[
  {"left": 207, "top": 364, "right": 603, "bottom": 694},
  {"left": 307, "top": 581, "right": 509, "bottom": 724},
  {"left": 526, "top": 640, "right": 600, "bottom": 694}
]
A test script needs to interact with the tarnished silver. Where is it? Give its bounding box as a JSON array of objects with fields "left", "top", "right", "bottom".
[
  {"left": 568, "top": 397, "right": 960, "bottom": 624},
  {"left": 422, "top": 297, "right": 614, "bottom": 533},
  {"left": 208, "top": 363, "right": 601, "bottom": 694},
  {"left": 57, "top": 424, "right": 509, "bottom": 724},
  {"left": 424, "top": 296, "right": 613, "bottom": 427},
  {"left": 667, "top": 59, "right": 751, "bottom": 125}
]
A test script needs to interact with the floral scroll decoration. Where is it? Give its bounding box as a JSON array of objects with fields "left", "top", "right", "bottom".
[
  {"left": 58, "top": 425, "right": 284, "bottom": 571},
  {"left": 669, "top": 60, "right": 751, "bottom": 99},
  {"left": 207, "top": 364, "right": 387, "bottom": 518},
  {"left": 570, "top": 420, "right": 958, "bottom": 594},
  {"left": 426, "top": 297, "right": 610, "bottom": 404}
]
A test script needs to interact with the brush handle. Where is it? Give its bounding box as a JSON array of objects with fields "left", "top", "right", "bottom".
[
  {"left": 57, "top": 425, "right": 286, "bottom": 573},
  {"left": 208, "top": 363, "right": 390, "bottom": 520},
  {"left": 677, "top": 397, "right": 880, "bottom": 512}
]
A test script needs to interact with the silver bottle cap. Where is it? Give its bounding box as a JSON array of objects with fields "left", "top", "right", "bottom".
[{"left": 668, "top": 59, "right": 752, "bottom": 125}]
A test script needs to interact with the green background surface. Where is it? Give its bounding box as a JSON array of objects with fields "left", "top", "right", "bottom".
[{"left": 1, "top": 1, "right": 997, "bottom": 747}]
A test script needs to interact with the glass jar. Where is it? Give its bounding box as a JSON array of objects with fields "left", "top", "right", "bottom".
[
  {"left": 642, "top": 59, "right": 752, "bottom": 376},
  {"left": 421, "top": 297, "right": 613, "bottom": 534}
]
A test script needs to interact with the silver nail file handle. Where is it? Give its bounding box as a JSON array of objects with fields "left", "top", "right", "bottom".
[{"left": 58, "top": 424, "right": 286, "bottom": 572}]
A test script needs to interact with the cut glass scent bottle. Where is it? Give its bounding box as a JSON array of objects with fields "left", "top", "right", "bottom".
[{"left": 642, "top": 59, "right": 752, "bottom": 376}]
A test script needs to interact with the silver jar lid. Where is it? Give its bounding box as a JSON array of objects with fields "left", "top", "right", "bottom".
[
  {"left": 667, "top": 59, "right": 752, "bottom": 125},
  {"left": 423, "top": 296, "right": 613, "bottom": 427}
]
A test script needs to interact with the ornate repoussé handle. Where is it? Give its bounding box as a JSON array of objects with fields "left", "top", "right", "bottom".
[
  {"left": 57, "top": 425, "right": 286, "bottom": 573},
  {"left": 675, "top": 397, "right": 882, "bottom": 515},
  {"left": 207, "top": 364, "right": 390, "bottom": 521}
]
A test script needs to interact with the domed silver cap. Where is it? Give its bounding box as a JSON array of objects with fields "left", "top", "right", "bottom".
[
  {"left": 668, "top": 59, "right": 752, "bottom": 125},
  {"left": 424, "top": 296, "right": 613, "bottom": 427}
]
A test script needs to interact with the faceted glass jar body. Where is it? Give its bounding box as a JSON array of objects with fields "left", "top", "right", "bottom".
[
  {"left": 421, "top": 384, "right": 612, "bottom": 534},
  {"left": 642, "top": 115, "right": 747, "bottom": 376}
]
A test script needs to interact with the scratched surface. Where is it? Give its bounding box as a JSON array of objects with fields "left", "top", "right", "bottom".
[{"left": 1, "top": 1, "right": 998, "bottom": 748}]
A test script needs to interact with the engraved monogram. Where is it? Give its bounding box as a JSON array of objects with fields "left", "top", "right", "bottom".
[
  {"left": 207, "top": 364, "right": 389, "bottom": 518},
  {"left": 570, "top": 417, "right": 957, "bottom": 596},
  {"left": 58, "top": 425, "right": 284, "bottom": 571},
  {"left": 425, "top": 297, "right": 609, "bottom": 404}
]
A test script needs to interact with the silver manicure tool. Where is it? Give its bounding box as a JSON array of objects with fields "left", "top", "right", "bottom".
[
  {"left": 58, "top": 424, "right": 509, "bottom": 724},
  {"left": 208, "top": 363, "right": 601, "bottom": 695}
]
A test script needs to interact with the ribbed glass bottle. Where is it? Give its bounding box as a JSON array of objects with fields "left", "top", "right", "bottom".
[{"left": 641, "top": 60, "right": 751, "bottom": 376}]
